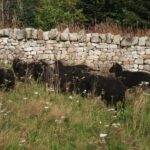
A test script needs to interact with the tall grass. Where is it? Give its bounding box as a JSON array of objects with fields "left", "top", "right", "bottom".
[{"left": 0, "top": 82, "right": 149, "bottom": 150}]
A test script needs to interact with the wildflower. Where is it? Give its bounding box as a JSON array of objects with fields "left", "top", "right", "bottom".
[
  {"left": 99, "top": 133, "right": 107, "bottom": 144},
  {"left": 44, "top": 106, "right": 49, "bottom": 111},
  {"left": 23, "top": 97, "right": 28, "bottom": 100},
  {"left": 69, "top": 95, "right": 73, "bottom": 100},
  {"left": 8, "top": 100, "right": 13, "bottom": 103},
  {"left": 76, "top": 100, "right": 79, "bottom": 103},
  {"left": 61, "top": 115, "right": 66, "bottom": 120},
  {"left": 34, "top": 91, "right": 39, "bottom": 95},
  {"left": 48, "top": 88, "right": 55, "bottom": 92},
  {"left": 99, "top": 121, "right": 102, "bottom": 124},
  {"left": 55, "top": 119, "right": 62, "bottom": 124},
  {"left": 83, "top": 89, "right": 87, "bottom": 94},
  {"left": 112, "top": 123, "right": 120, "bottom": 128},
  {"left": 107, "top": 108, "right": 115, "bottom": 112},
  {"left": 112, "top": 115, "right": 117, "bottom": 118},
  {"left": 19, "top": 138, "right": 26, "bottom": 146},
  {"left": 20, "top": 139, "right": 26, "bottom": 144},
  {"left": 104, "top": 124, "right": 109, "bottom": 127},
  {"left": 100, "top": 133, "right": 107, "bottom": 138}
]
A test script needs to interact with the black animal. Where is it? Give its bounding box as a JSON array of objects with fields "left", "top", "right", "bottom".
[
  {"left": 0, "top": 68, "right": 15, "bottom": 90},
  {"left": 53, "top": 60, "right": 96, "bottom": 92},
  {"left": 78, "top": 74, "right": 126, "bottom": 110},
  {"left": 109, "top": 63, "right": 150, "bottom": 89},
  {"left": 29, "top": 60, "right": 53, "bottom": 83},
  {"left": 12, "top": 58, "right": 29, "bottom": 81}
]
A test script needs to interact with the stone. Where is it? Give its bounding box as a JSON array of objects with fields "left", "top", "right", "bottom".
[
  {"left": 135, "top": 58, "right": 143, "bottom": 64},
  {"left": 49, "top": 28, "right": 59, "bottom": 40},
  {"left": 91, "top": 33, "right": 100, "bottom": 43},
  {"left": 78, "top": 30, "right": 86, "bottom": 42},
  {"left": 16, "top": 29, "right": 25, "bottom": 40},
  {"left": 86, "top": 33, "right": 91, "bottom": 42},
  {"left": 25, "top": 28, "right": 33, "bottom": 39},
  {"left": 24, "top": 47, "right": 32, "bottom": 52},
  {"left": 32, "top": 29, "right": 38, "bottom": 39},
  {"left": 121, "top": 35, "right": 132, "bottom": 47},
  {"left": 68, "top": 47, "right": 76, "bottom": 53},
  {"left": 43, "top": 31, "right": 49, "bottom": 40},
  {"left": 138, "top": 36, "right": 147, "bottom": 46},
  {"left": 60, "top": 28, "right": 69, "bottom": 41},
  {"left": 106, "top": 33, "right": 114, "bottom": 44},
  {"left": 132, "top": 36, "right": 138, "bottom": 45},
  {"left": 69, "top": 33, "right": 78, "bottom": 41},
  {"left": 99, "top": 34, "right": 106, "bottom": 42},
  {"left": 0, "top": 29, "right": 4, "bottom": 37},
  {"left": 113, "top": 34, "right": 121, "bottom": 45},
  {"left": 37, "top": 29, "right": 43, "bottom": 40},
  {"left": 3, "top": 28, "right": 11, "bottom": 37},
  {"left": 145, "top": 38, "right": 150, "bottom": 47},
  {"left": 145, "top": 49, "right": 150, "bottom": 54}
]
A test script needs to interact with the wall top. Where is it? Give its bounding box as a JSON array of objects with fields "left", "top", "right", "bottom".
[{"left": 0, "top": 28, "right": 150, "bottom": 47}]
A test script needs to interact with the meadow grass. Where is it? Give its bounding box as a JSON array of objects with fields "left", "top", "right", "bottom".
[{"left": 0, "top": 82, "right": 149, "bottom": 150}]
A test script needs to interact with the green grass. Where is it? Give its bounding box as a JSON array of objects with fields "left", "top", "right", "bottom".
[{"left": 0, "top": 82, "right": 150, "bottom": 150}]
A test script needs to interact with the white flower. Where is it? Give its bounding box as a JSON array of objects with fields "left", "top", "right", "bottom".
[
  {"left": 8, "top": 100, "right": 13, "bottom": 103},
  {"left": 69, "top": 95, "right": 73, "bottom": 100},
  {"left": 23, "top": 97, "right": 28, "bottom": 100},
  {"left": 100, "top": 133, "right": 107, "bottom": 138},
  {"left": 83, "top": 89, "right": 87, "bottom": 94},
  {"left": 112, "top": 115, "right": 117, "bottom": 118},
  {"left": 34, "top": 92, "right": 39, "bottom": 95},
  {"left": 76, "top": 100, "right": 79, "bottom": 103},
  {"left": 20, "top": 139, "right": 26, "bottom": 143},
  {"left": 112, "top": 123, "right": 120, "bottom": 128},
  {"left": 48, "top": 88, "right": 55, "bottom": 92},
  {"left": 44, "top": 106, "right": 49, "bottom": 111},
  {"left": 104, "top": 124, "right": 109, "bottom": 127},
  {"left": 99, "top": 121, "right": 102, "bottom": 124},
  {"left": 107, "top": 108, "right": 115, "bottom": 112}
]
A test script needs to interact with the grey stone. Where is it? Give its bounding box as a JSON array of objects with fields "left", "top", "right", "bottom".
[
  {"left": 25, "top": 28, "right": 33, "bottom": 39},
  {"left": 99, "top": 34, "right": 106, "bottom": 42},
  {"left": 145, "top": 38, "right": 150, "bottom": 47},
  {"left": 60, "top": 28, "right": 69, "bottom": 41},
  {"left": 37, "top": 29, "right": 43, "bottom": 40},
  {"left": 91, "top": 33, "right": 100, "bottom": 43},
  {"left": 32, "top": 29, "right": 38, "bottom": 39},
  {"left": 43, "top": 31, "right": 49, "bottom": 40},
  {"left": 16, "top": 29, "right": 25, "bottom": 40},
  {"left": 86, "top": 33, "right": 91, "bottom": 42},
  {"left": 78, "top": 30, "right": 86, "bottom": 42},
  {"left": 113, "top": 34, "right": 121, "bottom": 45},
  {"left": 69, "top": 33, "right": 78, "bottom": 41},
  {"left": 138, "top": 36, "right": 147, "bottom": 46},
  {"left": 121, "top": 35, "right": 132, "bottom": 47},
  {"left": 0, "top": 29, "right": 4, "bottom": 36},
  {"left": 132, "top": 37, "right": 139, "bottom": 45},
  {"left": 106, "top": 33, "right": 114, "bottom": 44},
  {"left": 49, "top": 28, "right": 59, "bottom": 40}
]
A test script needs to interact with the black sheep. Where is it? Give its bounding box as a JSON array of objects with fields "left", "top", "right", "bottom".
[
  {"left": 109, "top": 63, "right": 150, "bottom": 89},
  {"left": 29, "top": 60, "right": 53, "bottom": 83},
  {"left": 53, "top": 60, "right": 95, "bottom": 92},
  {"left": 12, "top": 58, "right": 29, "bottom": 81},
  {"left": 0, "top": 68, "right": 15, "bottom": 91},
  {"left": 78, "top": 74, "right": 126, "bottom": 110}
]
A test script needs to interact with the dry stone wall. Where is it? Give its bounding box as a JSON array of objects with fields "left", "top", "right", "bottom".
[{"left": 0, "top": 28, "right": 150, "bottom": 72}]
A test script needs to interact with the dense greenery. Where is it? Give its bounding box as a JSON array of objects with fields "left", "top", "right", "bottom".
[{"left": 0, "top": 0, "right": 150, "bottom": 30}]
